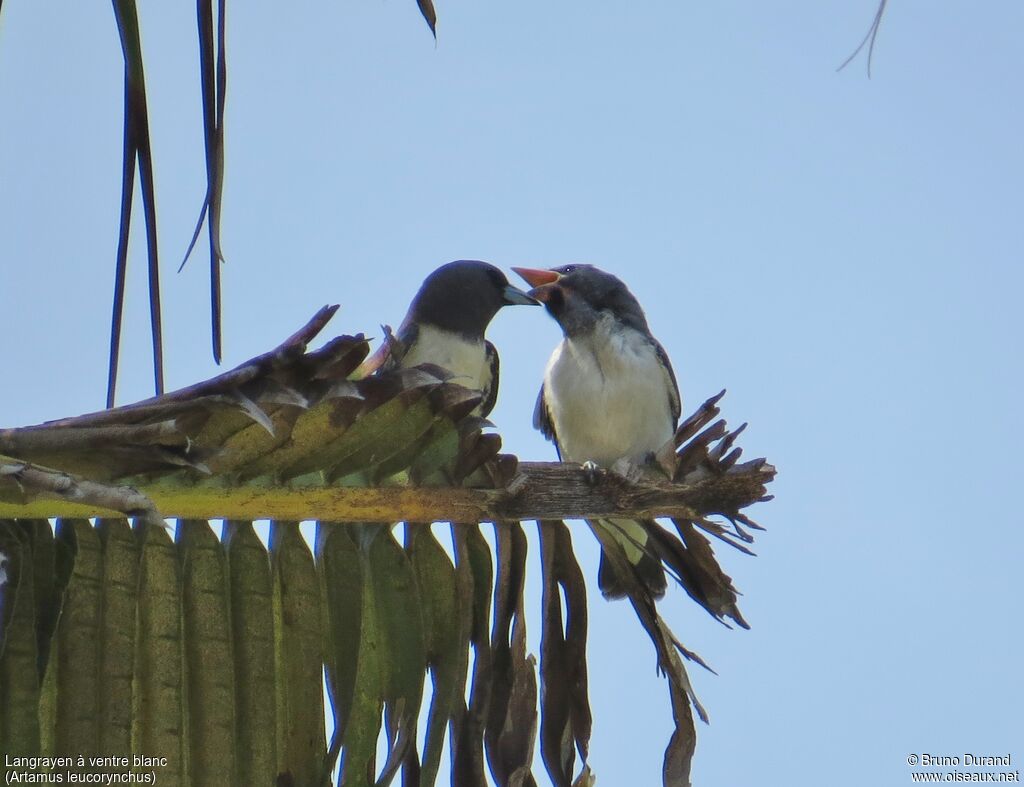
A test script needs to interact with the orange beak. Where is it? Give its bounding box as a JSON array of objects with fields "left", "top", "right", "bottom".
[{"left": 511, "top": 267, "right": 561, "bottom": 288}]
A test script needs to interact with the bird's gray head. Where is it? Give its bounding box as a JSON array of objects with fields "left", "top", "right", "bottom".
[
  {"left": 407, "top": 260, "right": 538, "bottom": 339},
  {"left": 512, "top": 264, "right": 650, "bottom": 337}
]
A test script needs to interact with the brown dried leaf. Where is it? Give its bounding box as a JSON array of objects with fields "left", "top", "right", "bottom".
[
  {"left": 484, "top": 523, "right": 537, "bottom": 786},
  {"left": 452, "top": 523, "right": 492, "bottom": 787},
  {"left": 538, "top": 521, "right": 591, "bottom": 787},
  {"left": 416, "top": 0, "right": 437, "bottom": 37}
]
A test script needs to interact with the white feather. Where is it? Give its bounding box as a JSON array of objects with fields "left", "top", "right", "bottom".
[
  {"left": 544, "top": 313, "right": 676, "bottom": 465},
  {"left": 401, "top": 324, "right": 491, "bottom": 391}
]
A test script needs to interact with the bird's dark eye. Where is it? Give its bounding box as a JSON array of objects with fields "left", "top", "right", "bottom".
[{"left": 559, "top": 265, "right": 577, "bottom": 274}]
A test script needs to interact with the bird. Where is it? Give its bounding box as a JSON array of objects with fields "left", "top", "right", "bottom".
[
  {"left": 359, "top": 260, "right": 538, "bottom": 416},
  {"left": 512, "top": 264, "right": 679, "bottom": 599}
]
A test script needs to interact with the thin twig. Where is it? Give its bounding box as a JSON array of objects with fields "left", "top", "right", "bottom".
[{"left": 837, "top": 0, "right": 888, "bottom": 78}]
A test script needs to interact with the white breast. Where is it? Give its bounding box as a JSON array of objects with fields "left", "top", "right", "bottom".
[
  {"left": 545, "top": 315, "right": 676, "bottom": 465},
  {"left": 400, "top": 325, "right": 490, "bottom": 391}
]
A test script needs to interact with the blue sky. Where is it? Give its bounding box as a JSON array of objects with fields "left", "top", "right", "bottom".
[{"left": 1, "top": 1, "right": 1022, "bottom": 785}]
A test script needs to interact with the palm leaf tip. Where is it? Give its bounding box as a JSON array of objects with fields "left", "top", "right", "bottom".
[{"left": 416, "top": 0, "right": 437, "bottom": 37}]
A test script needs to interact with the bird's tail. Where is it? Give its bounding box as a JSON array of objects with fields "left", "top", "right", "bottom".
[
  {"left": 590, "top": 517, "right": 749, "bottom": 628},
  {"left": 591, "top": 518, "right": 667, "bottom": 600}
]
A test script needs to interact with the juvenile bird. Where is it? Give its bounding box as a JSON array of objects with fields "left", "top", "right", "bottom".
[
  {"left": 513, "top": 264, "right": 679, "bottom": 599},
  {"left": 362, "top": 260, "right": 537, "bottom": 416}
]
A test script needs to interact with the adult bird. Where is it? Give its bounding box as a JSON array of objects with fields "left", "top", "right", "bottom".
[
  {"left": 360, "top": 260, "right": 537, "bottom": 416},
  {"left": 513, "top": 264, "right": 679, "bottom": 599}
]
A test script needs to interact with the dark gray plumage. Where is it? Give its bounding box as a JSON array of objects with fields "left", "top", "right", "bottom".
[{"left": 368, "top": 260, "right": 537, "bottom": 416}]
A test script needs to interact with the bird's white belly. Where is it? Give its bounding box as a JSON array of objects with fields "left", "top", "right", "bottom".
[
  {"left": 545, "top": 326, "right": 675, "bottom": 465},
  {"left": 401, "top": 325, "right": 489, "bottom": 390}
]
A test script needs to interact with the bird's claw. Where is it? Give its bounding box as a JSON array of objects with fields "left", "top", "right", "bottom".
[{"left": 581, "top": 460, "right": 601, "bottom": 485}]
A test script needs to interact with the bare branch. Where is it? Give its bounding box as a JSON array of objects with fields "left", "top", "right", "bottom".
[
  {"left": 0, "top": 458, "right": 773, "bottom": 524},
  {"left": 0, "top": 458, "right": 164, "bottom": 527}
]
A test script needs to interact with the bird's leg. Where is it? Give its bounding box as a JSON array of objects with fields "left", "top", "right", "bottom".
[{"left": 581, "top": 460, "right": 602, "bottom": 485}]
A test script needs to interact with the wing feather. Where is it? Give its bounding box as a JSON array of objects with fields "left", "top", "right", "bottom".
[
  {"left": 533, "top": 382, "right": 563, "bottom": 460},
  {"left": 651, "top": 337, "right": 681, "bottom": 426},
  {"left": 479, "top": 340, "right": 500, "bottom": 417}
]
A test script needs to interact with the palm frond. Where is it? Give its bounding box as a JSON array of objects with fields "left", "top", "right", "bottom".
[
  {"left": 0, "top": 309, "right": 775, "bottom": 786},
  {"left": 179, "top": 0, "right": 228, "bottom": 364},
  {"left": 109, "top": 0, "right": 164, "bottom": 407}
]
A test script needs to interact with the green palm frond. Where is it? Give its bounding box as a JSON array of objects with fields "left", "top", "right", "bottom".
[{"left": 0, "top": 310, "right": 773, "bottom": 787}]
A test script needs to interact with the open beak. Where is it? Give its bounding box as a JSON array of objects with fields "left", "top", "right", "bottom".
[
  {"left": 501, "top": 283, "right": 540, "bottom": 306},
  {"left": 511, "top": 267, "right": 563, "bottom": 304},
  {"left": 511, "top": 267, "right": 561, "bottom": 288}
]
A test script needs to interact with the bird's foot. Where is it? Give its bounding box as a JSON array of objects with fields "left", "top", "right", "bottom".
[{"left": 581, "top": 460, "right": 602, "bottom": 485}]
